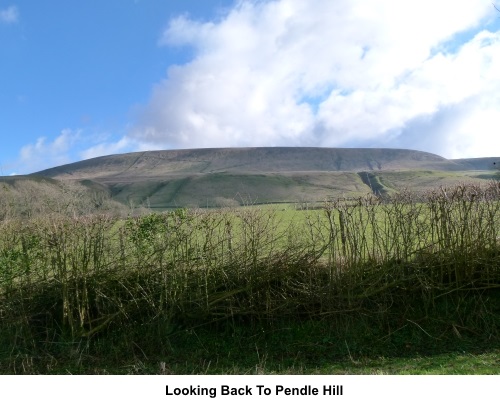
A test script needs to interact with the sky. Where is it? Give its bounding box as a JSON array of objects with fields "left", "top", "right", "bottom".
[{"left": 1, "top": 0, "right": 500, "bottom": 175}]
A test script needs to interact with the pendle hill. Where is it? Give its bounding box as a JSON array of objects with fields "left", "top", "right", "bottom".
[{"left": 19, "top": 147, "right": 500, "bottom": 209}]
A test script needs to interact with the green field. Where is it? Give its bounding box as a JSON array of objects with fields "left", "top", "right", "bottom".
[{"left": 89, "top": 170, "right": 497, "bottom": 209}]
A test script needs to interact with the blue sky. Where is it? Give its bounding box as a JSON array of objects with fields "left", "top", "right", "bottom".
[{"left": 1, "top": 0, "right": 500, "bottom": 175}]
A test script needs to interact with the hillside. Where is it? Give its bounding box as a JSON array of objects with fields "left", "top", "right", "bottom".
[
  {"left": 35, "top": 147, "right": 470, "bottom": 180},
  {"left": 0, "top": 175, "right": 124, "bottom": 218},
  {"left": 451, "top": 157, "right": 499, "bottom": 171},
  {"left": 30, "top": 147, "right": 500, "bottom": 209}
]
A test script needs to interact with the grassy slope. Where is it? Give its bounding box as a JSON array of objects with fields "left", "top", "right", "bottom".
[
  {"left": 107, "top": 170, "right": 497, "bottom": 209},
  {"left": 34, "top": 147, "right": 463, "bottom": 178},
  {"left": 0, "top": 176, "right": 127, "bottom": 217},
  {"left": 451, "top": 157, "right": 499, "bottom": 171},
  {"left": 29, "top": 147, "right": 500, "bottom": 208},
  {"left": 377, "top": 170, "right": 498, "bottom": 193},
  {"left": 108, "top": 172, "right": 371, "bottom": 208}
]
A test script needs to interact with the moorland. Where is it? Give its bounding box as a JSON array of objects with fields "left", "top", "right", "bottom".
[{"left": 30, "top": 146, "right": 499, "bottom": 208}]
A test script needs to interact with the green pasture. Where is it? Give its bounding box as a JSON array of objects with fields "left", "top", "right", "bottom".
[{"left": 103, "top": 169, "right": 496, "bottom": 210}]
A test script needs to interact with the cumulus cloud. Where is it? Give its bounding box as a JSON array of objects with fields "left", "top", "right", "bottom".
[
  {"left": 18, "top": 129, "right": 80, "bottom": 173},
  {"left": 0, "top": 5, "right": 19, "bottom": 24},
  {"left": 14, "top": 130, "right": 134, "bottom": 174},
  {"left": 129, "top": 0, "right": 500, "bottom": 158},
  {"left": 79, "top": 137, "right": 133, "bottom": 160}
]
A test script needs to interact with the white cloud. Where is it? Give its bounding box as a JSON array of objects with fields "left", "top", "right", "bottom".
[
  {"left": 0, "top": 5, "right": 19, "bottom": 24},
  {"left": 130, "top": 0, "right": 500, "bottom": 158},
  {"left": 315, "top": 28, "right": 500, "bottom": 154},
  {"left": 14, "top": 130, "right": 135, "bottom": 174},
  {"left": 79, "top": 137, "right": 133, "bottom": 160},
  {"left": 18, "top": 129, "right": 80, "bottom": 173}
]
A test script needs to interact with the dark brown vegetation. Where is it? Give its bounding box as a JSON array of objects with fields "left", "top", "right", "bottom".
[{"left": 0, "top": 177, "right": 129, "bottom": 220}]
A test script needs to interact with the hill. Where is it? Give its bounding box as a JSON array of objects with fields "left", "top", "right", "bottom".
[
  {"left": 30, "top": 147, "right": 500, "bottom": 209},
  {"left": 35, "top": 147, "right": 469, "bottom": 179},
  {"left": 0, "top": 175, "right": 125, "bottom": 218},
  {"left": 451, "top": 157, "right": 499, "bottom": 171}
]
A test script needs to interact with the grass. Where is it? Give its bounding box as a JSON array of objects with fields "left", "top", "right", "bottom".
[
  {"left": 377, "top": 170, "right": 494, "bottom": 193},
  {"left": 313, "top": 350, "right": 500, "bottom": 375},
  {"left": 3, "top": 316, "right": 498, "bottom": 374},
  {"left": 104, "top": 170, "right": 495, "bottom": 209},
  {"left": 0, "top": 182, "right": 499, "bottom": 374},
  {"left": 108, "top": 171, "right": 373, "bottom": 209}
]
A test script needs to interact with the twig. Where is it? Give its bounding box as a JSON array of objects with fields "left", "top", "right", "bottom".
[
  {"left": 344, "top": 339, "right": 359, "bottom": 364},
  {"left": 406, "top": 319, "right": 440, "bottom": 340}
]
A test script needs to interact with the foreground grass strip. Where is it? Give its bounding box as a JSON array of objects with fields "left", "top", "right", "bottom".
[{"left": 209, "top": 350, "right": 500, "bottom": 375}]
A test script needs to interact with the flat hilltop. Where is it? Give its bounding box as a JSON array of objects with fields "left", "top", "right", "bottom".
[
  {"left": 29, "top": 147, "right": 500, "bottom": 209},
  {"left": 34, "top": 147, "right": 476, "bottom": 180}
]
